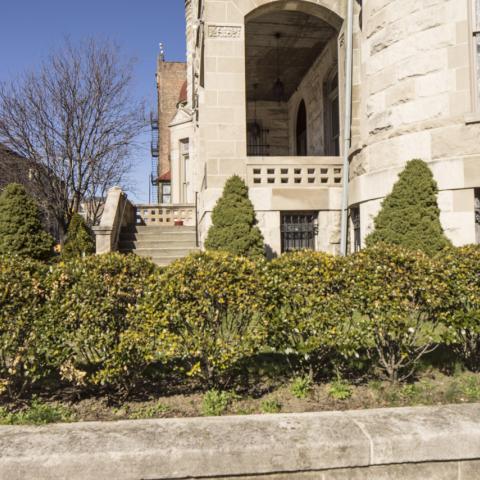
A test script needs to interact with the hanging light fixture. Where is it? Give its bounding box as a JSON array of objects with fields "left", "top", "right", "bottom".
[
  {"left": 273, "top": 32, "right": 285, "bottom": 102},
  {"left": 251, "top": 83, "right": 261, "bottom": 138}
]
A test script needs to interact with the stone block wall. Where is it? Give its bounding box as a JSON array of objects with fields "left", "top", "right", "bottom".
[
  {"left": 190, "top": 0, "right": 480, "bottom": 251},
  {"left": 350, "top": 0, "right": 480, "bottom": 247},
  {"left": 2, "top": 404, "right": 480, "bottom": 480}
]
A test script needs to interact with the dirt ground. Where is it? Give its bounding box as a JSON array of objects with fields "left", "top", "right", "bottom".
[
  {"left": 61, "top": 369, "right": 480, "bottom": 423},
  {"left": 1, "top": 369, "right": 479, "bottom": 424}
]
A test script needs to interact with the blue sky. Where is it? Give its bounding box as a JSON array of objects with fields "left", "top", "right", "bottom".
[{"left": 0, "top": 0, "right": 186, "bottom": 202}]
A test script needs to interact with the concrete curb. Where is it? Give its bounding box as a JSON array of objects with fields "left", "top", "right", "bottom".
[{"left": 0, "top": 404, "right": 479, "bottom": 479}]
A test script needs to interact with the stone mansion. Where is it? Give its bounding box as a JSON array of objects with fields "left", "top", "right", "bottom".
[{"left": 99, "top": 0, "right": 480, "bottom": 260}]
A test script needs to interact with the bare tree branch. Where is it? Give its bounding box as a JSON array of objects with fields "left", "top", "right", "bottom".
[{"left": 0, "top": 38, "right": 146, "bottom": 238}]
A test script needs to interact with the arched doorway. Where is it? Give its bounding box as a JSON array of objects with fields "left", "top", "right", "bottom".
[
  {"left": 296, "top": 100, "right": 307, "bottom": 156},
  {"left": 244, "top": 1, "right": 341, "bottom": 157}
]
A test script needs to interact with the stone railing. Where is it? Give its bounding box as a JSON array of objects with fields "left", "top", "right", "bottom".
[
  {"left": 0, "top": 404, "right": 479, "bottom": 479},
  {"left": 93, "top": 186, "right": 136, "bottom": 254},
  {"left": 246, "top": 156, "right": 343, "bottom": 187},
  {"left": 135, "top": 203, "right": 195, "bottom": 227}
]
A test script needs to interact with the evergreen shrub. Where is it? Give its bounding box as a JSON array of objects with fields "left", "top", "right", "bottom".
[
  {"left": 365, "top": 160, "right": 451, "bottom": 256},
  {"left": 0, "top": 255, "right": 48, "bottom": 397},
  {"left": 0, "top": 183, "right": 54, "bottom": 260},
  {"left": 205, "top": 175, "right": 265, "bottom": 258},
  {"left": 42, "top": 253, "right": 156, "bottom": 390},
  {"left": 62, "top": 213, "right": 95, "bottom": 259}
]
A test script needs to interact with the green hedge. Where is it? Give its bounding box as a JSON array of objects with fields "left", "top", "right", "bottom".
[
  {"left": 0, "top": 245, "right": 478, "bottom": 398},
  {"left": 340, "top": 245, "right": 447, "bottom": 383},
  {"left": 265, "top": 250, "right": 350, "bottom": 374},
  {"left": 0, "top": 255, "right": 48, "bottom": 397},
  {"left": 115, "top": 251, "right": 272, "bottom": 390},
  {"left": 438, "top": 246, "right": 480, "bottom": 371},
  {"left": 41, "top": 253, "right": 156, "bottom": 390}
]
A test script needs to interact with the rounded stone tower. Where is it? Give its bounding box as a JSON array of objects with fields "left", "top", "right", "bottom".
[{"left": 350, "top": 0, "right": 480, "bottom": 246}]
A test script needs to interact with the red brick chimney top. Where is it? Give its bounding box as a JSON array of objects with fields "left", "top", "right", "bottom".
[{"left": 178, "top": 80, "right": 188, "bottom": 104}]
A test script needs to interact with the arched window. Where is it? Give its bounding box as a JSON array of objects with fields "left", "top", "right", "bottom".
[{"left": 296, "top": 100, "right": 307, "bottom": 156}]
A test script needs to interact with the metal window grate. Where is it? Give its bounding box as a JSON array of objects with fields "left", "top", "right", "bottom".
[
  {"left": 281, "top": 212, "right": 318, "bottom": 252},
  {"left": 247, "top": 125, "right": 270, "bottom": 156}
]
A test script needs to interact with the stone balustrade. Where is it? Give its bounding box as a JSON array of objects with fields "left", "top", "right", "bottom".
[
  {"left": 246, "top": 156, "right": 343, "bottom": 188},
  {"left": 135, "top": 203, "right": 195, "bottom": 226}
]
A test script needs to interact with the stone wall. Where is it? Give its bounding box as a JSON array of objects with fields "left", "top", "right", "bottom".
[
  {"left": 191, "top": 0, "right": 480, "bottom": 250},
  {"left": 1, "top": 404, "right": 479, "bottom": 480},
  {"left": 350, "top": 0, "right": 480, "bottom": 246},
  {"left": 195, "top": 0, "right": 347, "bottom": 248}
]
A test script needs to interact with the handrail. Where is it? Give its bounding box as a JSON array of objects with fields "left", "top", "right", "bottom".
[
  {"left": 93, "top": 186, "right": 132, "bottom": 254},
  {"left": 113, "top": 193, "right": 128, "bottom": 251}
]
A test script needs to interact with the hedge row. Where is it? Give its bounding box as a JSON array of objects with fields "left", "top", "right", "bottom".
[{"left": 0, "top": 245, "right": 479, "bottom": 397}]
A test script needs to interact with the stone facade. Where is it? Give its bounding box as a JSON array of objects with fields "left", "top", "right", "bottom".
[
  {"left": 166, "top": 0, "right": 480, "bottom": 256},
  {"left": 350, "top": 0, "right": 480, "bottom": 247}
]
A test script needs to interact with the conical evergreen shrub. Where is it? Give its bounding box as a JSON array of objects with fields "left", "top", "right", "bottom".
[
  {"left": 62, "top": 213, "right": 95, "bottom": 259},
  {"left": 365, "top": 159, "right": 451, "bottom": 256},
  {"left": 205, "top": 175, "right": 265, "bottom": 258},
  {"left": 0, "top": 183, "right": 54, "bottom": 260}
]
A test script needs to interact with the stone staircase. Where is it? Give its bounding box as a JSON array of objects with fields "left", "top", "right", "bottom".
[{"left": 118, "top": 225, "right": 199, "bottom": 266}]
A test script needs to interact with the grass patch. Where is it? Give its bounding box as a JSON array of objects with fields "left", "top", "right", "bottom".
[
  {"left": 328, "top": 380, "right": 353, "bottom": 401},
  {"left": 0, "top": 399, "right": 74, "bottom": 425},
  {"left": 260, "top": 399, "right": 282, "bottom": 414},
  {"left": 202, "top": 390, "right": 237, "bottom": 417},
  {"left": 127, "top": 402, "right": 170, "bottom": 420},
  {"left": 290, "top": 376, "right": 313, "bottom": 399}
]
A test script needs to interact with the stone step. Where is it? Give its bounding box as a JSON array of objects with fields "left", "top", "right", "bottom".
[
  {"left": 122, "top": 225, "right": 196, "bottom": 234},
  {"left": 119, "top": 247, "right": 200, "bottom": 258},
  {"left": 119, "top": 224, "right": 198, "bottom": 265},
  {"left": 120, "top": 232, "right": 197, "bottom": 242},
  {"left": 119, "top": 239, "right": 197, "bottom": 250},
  {"left": 148, "top": 256, "right": 188, "bottom": 266}
]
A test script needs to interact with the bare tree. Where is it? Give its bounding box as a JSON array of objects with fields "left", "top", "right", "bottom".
[{"left": 0, "top": 38, "right": 145, "bottom": 238}]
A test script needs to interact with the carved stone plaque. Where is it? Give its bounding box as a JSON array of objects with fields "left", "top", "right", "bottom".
[{"left": 208, "top": 25, "right": 242, "bottom": 39}]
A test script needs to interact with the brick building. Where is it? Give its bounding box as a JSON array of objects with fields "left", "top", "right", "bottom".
[{"left": 153, "top": 52, "right": 187, "bottom": 203}]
